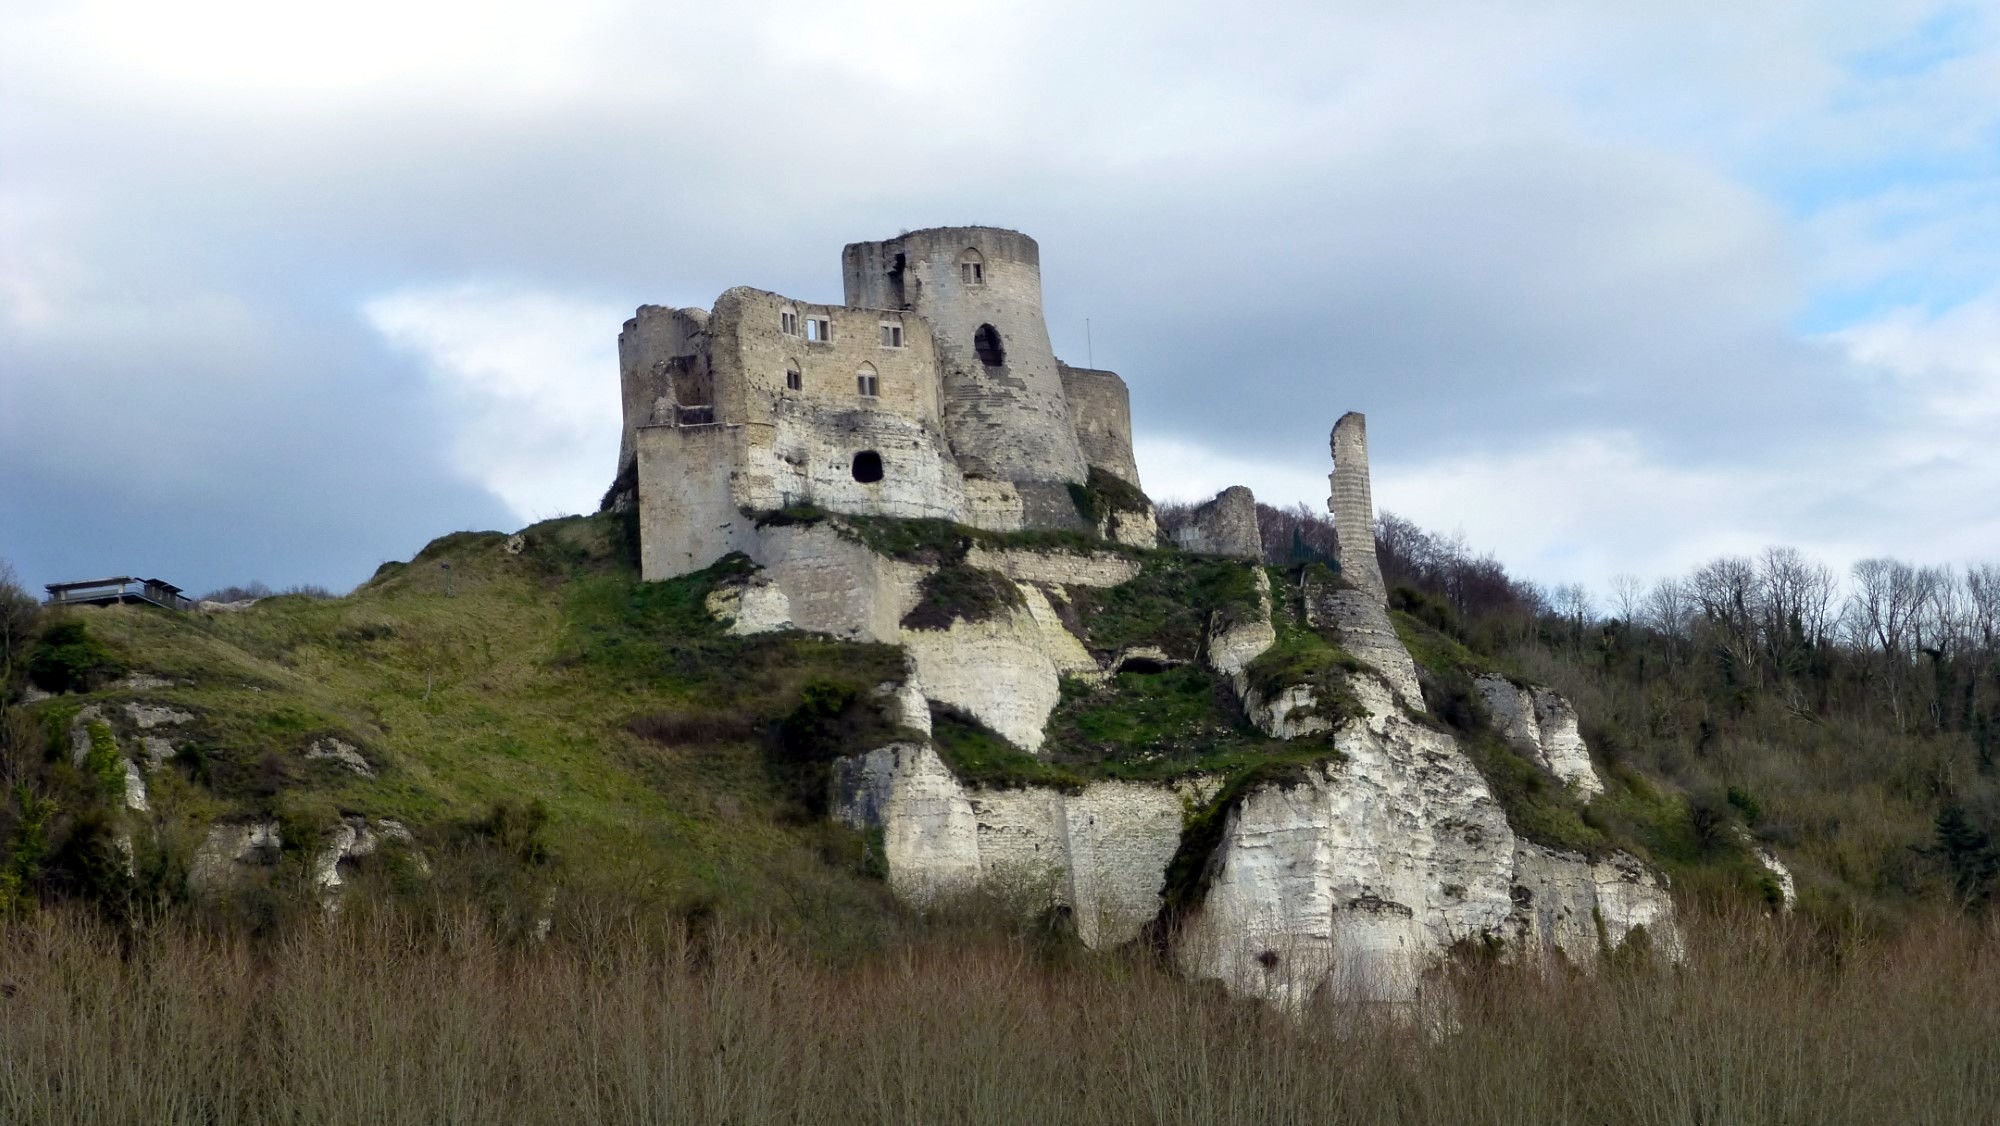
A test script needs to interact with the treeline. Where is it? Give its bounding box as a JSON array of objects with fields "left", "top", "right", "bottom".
[{"left": 1240, "top": 501, "right": 2000, "bottom": 917}]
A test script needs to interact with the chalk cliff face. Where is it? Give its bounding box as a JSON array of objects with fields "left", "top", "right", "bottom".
[
  {"left": 721, "top": 412, "right": 1678, "bottom": 1006},
  {"left": 832, "top": 743, "right": 1190, "bottom": 949}
]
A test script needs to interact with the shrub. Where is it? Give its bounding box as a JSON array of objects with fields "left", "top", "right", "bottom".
[
  {"left": 627, "top": 711, "right": 759, "bottom": 747},
  {"left": 901, "top": 565, "right": 1022, "bottom": 631},
  {"left": 26, "top": 620, "right": 124, "bottom": 694},
  {"left": 468, "top": 799, "right": 553, "bottom": 866},
  {"left": 1068, "top": 466, "right": 1152, "bottom": 527},
  {"left": 771, "top": 678, "right": 900, "bottom": 813}
]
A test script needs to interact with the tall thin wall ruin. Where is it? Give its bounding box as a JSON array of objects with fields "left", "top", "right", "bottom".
[{"left": 1329, "top": 411, "right": 1387, "bottom": 603}]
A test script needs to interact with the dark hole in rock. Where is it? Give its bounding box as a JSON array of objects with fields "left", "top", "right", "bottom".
[
  {"left": 852, "top": 450, "right": 884, "bottom": 483},
  {"left": 974, "top": 323, "right": 1005, "bottom": 366},
  {"left": 1118, "top": 656, "right": 1171, "bottom": 675},
  {"left": 1256, "top": 950, "right": 1281, "bottom": 970}
]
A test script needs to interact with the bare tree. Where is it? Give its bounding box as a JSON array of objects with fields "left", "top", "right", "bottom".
[
  {"left": 1846, "top": 558, "right": 1934, "bottom": 660},
  {"left": 1553, "top": 583, "right": 1593, "bottom": 647},
  {"left": 1967, "top": 565, "right": 2000, "bottom": 653},
  {"left": 1690, "top": 556, "right": 1761, "bottom": 681},
  {"left": 0, "top": 560, "right": 39, "bottom": 689},
  {"left": 1608, "top": 574, "right": 1645, "bottom": 625},
  {"left": 1643, "top": 576, "right": 1695, "bottom": 652},
  {"left": 1755, "top": 546, "right": 1837, "bottom": 676}
]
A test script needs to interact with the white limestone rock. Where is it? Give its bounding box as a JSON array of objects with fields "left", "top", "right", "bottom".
[
  {"left": 188, "top": 821, "right": 282, "bottom": 895},
  {"left": 1174, "top": 694, "right": 1514, "bottom": 1007},
  {"left": 305, "top": 737, "right": 375, "bottom": 779},
  {"left": 140, "top": 736, "right": 177, "bottom": 771},
  {"left": 706, "top": 572, "right": 795, "bottom": 634},
  {"left": 1204, "top": 569, "right": 1276, "bottom": 683},
  {"left": 1758, "top": 848, "right": 1797, "bottom": 911},
  {"left": 1242, "top": 684, "right": 1335, "bottom": 741},
  {"left": 902, "top": 609, "right": 1068, "bottom": 752},
  {"left": 1177, "top": 671, "right": 1674, "bottom": 1007},
  {"left": 124, "top": 702, "right": 194, "bottom": 730},
  {"left": 1015, "top": 585, "right": 1100, "bottom": 679},
  {"left": 121, "top": 760, "right": 148, "bottom": 812},
  {"left": 1507, "top": 844, "right": 1682, "bottom": 964},
  {"left": 873, "top": 680, "right": 934, "bottom": 737},
  {"left": 1101, "top": 505, "right": 1159, "bottom": 550},
  {"left": 832, "top": 743, "right": 1188, "bottom": 948},
  {"left": 314, "top": 819, "right": 378, "bottom": 897},
  {"left": 65, "top": 706, "right": 148, "bottom": 810},
  {"left": 1530, "top": 690, "right": 1602, "bottom": 798},
  {"left": 1474, "top": 676, "right": 1604, "bottom": 798},
  {"left": 68, "top": 705, "right": 106, "bottom": 767},
  {"left": 1302, "top": 577, "right": 1422, "bottom": 705},
  {"left": 718, "top": 524, "right": 1153, "bottom": 753},
  {"left": 965, "top": 546, "right": 1141, "bottom": 589}
]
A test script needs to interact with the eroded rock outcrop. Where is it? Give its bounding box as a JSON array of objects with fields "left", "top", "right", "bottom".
[
  {"left": 741, "top": 412, "right": 1676, "bottom": 1007},
  {"left": 1475, "top": 675, "right": 1603, "bottom": 798},
  {"left": 710, "top": 522, "right": 1141, "bottom": 752},
  {"left": 832, "top": 743, "right": 1184, "bottom": 948}
]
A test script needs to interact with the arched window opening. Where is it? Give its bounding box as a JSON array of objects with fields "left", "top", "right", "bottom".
[
  {"left": 852, "top": 450, "right": 884, "bottom": 483},
  {"left": 855, "top": 363, "right": 879, "bottom": 398},
  {"left": 974, "top": 324, "right": 1005, "bottom": 367},
  {"left": 784, "top": 359, "right": 803, "bottom": 392},
  {"left": 959, "top": 248, "right": 985, "bottom": 286}
]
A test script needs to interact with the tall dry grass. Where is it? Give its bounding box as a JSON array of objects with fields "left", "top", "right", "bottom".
[{"left": 2, "top": 902, "right": 1996, "bottom": 1124}]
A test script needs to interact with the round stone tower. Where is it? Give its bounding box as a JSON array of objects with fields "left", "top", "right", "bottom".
[{"left": 842, "top": 227, "right": 1090, "bottom": 502}]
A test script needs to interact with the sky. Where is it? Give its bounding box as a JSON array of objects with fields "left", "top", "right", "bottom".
[{"left": 3, "top": 0, "right": 1998, "bottom": 603}]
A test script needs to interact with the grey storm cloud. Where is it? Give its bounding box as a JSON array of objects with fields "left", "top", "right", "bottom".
[{"left": 2, "top": 0, "right": 1995, "bottom": 594}]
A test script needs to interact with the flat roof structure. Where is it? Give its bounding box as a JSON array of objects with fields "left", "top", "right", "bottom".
[{"left": 44, "top": 576, "right": 192, "bottom": 612}]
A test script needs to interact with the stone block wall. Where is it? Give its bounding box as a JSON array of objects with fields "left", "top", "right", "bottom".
[
  {"left": 1172, "top": 486, "right": 1262, "bottom": 559},
  {"left": 1329, "top": 412, "right": 1387, "bottom": 602},
  {"left": 635, "top": 423, "right": 758, "bottom": 580},
  {"left": 708, "top": 287, "right": 942, "bottom": 428},
  {"left": 1058, "top": 363, "right": 1140, "bottom": 487},
  {"left": 843, "top": 227, "right": 1089, "bottom": 493},
  {"left": 617, "top": 305, "right": 710, "bottom": 473}
]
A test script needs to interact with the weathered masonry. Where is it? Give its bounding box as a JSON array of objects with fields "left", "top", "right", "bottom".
[{"left": 615, "top": 226, "right": 1144, "bottom": 580}]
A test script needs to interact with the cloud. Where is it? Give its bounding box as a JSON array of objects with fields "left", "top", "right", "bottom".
[
  {"left": 2, "top": 0, "right": 1995, "bottom": 597},
  {"left": 364, "top": 285, "right": 623, "bottom": 523}
]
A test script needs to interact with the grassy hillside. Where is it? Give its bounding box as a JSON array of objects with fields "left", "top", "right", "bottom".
[
  {"left": 4, "top": 503, "right": 1923, "bottom": 939},
  {"left": 2, "top": 515, "right": 921, "bottom": 940}
]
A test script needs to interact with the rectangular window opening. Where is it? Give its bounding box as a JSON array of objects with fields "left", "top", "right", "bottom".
[
  {"left": 858, "top": 373, "right": 879, "bottom": 398},
  {"left": 780, "top": 311, "right": 799, "bottom": 335},
  {"left": 785, "top": 368, "right": 802, "bottom": 391},
  {"left": 879, "top": 323, "right": 903, "bottom": 348},
  {"left": 806, "top": 317, "right": 831, "bottom": 343}
]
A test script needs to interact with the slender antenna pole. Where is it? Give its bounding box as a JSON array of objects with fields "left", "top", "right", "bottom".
[{"left": 1086, "top": 319, "right": 1094, "bottom": 369}]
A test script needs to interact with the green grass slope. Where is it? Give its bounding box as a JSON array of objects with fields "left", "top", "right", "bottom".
[{"left": 12, "top": 516, "right": 910, "bottom": 934}]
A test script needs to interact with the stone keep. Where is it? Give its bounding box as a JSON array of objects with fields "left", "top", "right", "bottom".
[{"left": 621, "top": 227, "right": 1144, "bottom": 580}]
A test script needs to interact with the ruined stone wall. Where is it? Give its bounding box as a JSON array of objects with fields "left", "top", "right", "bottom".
[
  {"left": 1057, "top": 363, "right": 1140, "bottom": 487},
  {"left": 617, "top": 305, "right": 710, "bottom": 473},
  {"left": 1329, "top": 412, "right": 1387, "bottom": 602},
  {"left": 707, "top": 287, "right": 942, "bottom": 427},
  {"left": 1171, "top": 486, "right": 1262, "bottom": 560},
  {"left": 635, "top": 423, "right": 759, "bottom": 581},
  {"left": 703, "top": 286, "right": 969, "bottom": 525},
  {"left": 842, "top": 227, "right": 1090, "bottom": 497}
]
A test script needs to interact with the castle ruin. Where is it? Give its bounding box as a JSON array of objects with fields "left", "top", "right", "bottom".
[{"left": 617, "top": 226, "right": 1147, "bottom": 580}]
